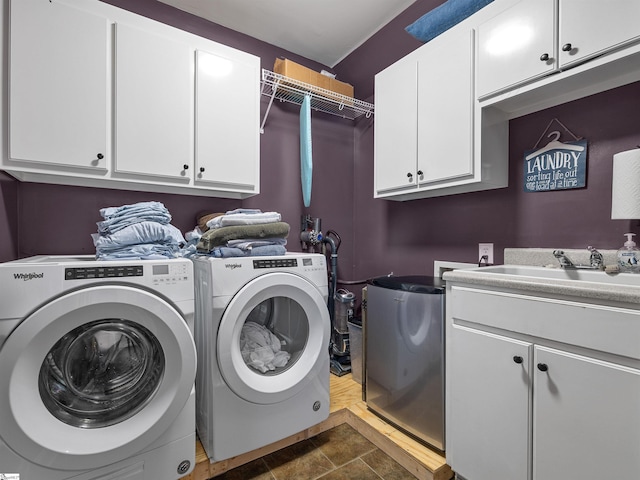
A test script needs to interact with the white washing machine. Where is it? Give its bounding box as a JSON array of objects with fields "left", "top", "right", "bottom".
[
  {"left": 192, "top": 253, "right": 331, "bottom": 462},
  {"left": 0, "top": 255, "right": 197, "bottom": 480}
]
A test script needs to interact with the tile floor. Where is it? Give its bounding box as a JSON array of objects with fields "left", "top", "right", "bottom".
[{"left": 211, "top": 423, "right": 417, "bottom": 480}]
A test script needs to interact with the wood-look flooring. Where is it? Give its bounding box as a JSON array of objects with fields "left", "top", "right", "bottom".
[{"left": 180, "top": 374, "right": 453, "bottom": 480}]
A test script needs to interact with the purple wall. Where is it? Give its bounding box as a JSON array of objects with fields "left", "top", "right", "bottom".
[
  {"left": 15, "top": 182, "right": 238, "bottom": 258},
  {"left": 2, "top": 0, "right": 639, "bottom": 294},
  {"left": 351, "top": 82, "right": 640, "bottom": 281}
]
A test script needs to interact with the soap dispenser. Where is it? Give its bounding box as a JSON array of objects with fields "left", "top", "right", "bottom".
[{"left": 617, "top": 233, "right": 640, "bottom": 272}]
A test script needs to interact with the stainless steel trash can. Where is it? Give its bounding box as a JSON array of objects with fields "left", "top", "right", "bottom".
[{"left": 365, "top": 275, "right": 445, "bottom": 451}]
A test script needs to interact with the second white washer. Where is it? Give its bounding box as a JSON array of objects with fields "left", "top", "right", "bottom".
[{"left": 192, "top": 253, "right": 330, "bottom": 462}]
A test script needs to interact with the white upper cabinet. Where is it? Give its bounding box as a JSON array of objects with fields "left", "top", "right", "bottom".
[
  {"left": 478, "top": 0, "right": 640, "bottom": 99},
  {"left": 375, "top": 30, "right": 475, "bottom": 197},
  {"left": 375, "top": 0, "right": 640, "bottom": 201},
  {"left": 3, "top": 0, "right": 260, "bottom": 198},
  {"left": 114, "top": 22, "right": 193, "bottom": 182},
  {"left": 559, "top": 0, "right": 640, "bottom": 68},
  {"left": 9, "top": 0, "right": 109, "bottom": 171},
  {"left": 417, "top": 29, "right": 474, "bottom": 184},
  {"left": 195, "top": 49, "right": 260, "bottom": 195},
  {"left": 375, "top": 20, "right": 508, "bottom": 201},
  {"left": 477, "top": 0, "right": 556, "bottom": 99},
  {"left": 374, "top": 54, "right": 418, "bottom": 194}
]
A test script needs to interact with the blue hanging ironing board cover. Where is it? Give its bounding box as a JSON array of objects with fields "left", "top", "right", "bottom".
[{"left": 300, "top": 94, "right": 313, "bottom": 207}]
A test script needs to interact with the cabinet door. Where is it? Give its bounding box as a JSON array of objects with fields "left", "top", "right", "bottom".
[
  {"left": 9, "top": 0, "right": 108, "bottom": 170},
  {"left": 533, "top": 346, "right": 640, "bottom": 480},
  {"left": 559, "top": 0, "right": 640, "bottom": 68},
  {"left": 195, "top": 49, "right": 259, "bottom": 193},
  {"left": 114, "top": 22, "right": 193, "bottom": 181},
  {"left": 417, "top": 28, "right": 473, "bottom": 184},
  {"left": 477, "top": 0, "right": 557, "bottom": 98},
  {"left": 374, "top": 56, "right": 418, "bottom": 195},
  {"left": 448, "top": 325, "right": 531, "bottom": 480}
]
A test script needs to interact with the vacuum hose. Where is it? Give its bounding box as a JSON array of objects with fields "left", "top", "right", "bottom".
[{"left": 321, "top": 235, "right": 338, "bottom": 328}]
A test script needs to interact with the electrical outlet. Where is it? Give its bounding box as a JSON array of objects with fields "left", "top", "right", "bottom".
[{"left": 478, "top": 243, "right": 494, "bottom": 264}]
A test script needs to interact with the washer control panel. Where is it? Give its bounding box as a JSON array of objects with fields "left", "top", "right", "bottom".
[
  {"left": 151, "top": 262, "right": 190, "bottom": 285},
  {"left": 64, "top": 262, "right": 190, "bottom": 286},
  {"left": 252, "top": 256, "right": 327, "bottom": 274},
  {"left": 65, "top": 265, "right": 143, "bottom": 280},
  {"left": 253, "top": 258, "right": 298, "bottom": 269}
]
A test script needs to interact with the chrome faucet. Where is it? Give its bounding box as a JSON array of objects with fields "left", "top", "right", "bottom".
[
  {"left": 587, "top": 246, "right": 605, "bottom": 269},
  {"left": 553, "top": 250, "right": 574, "bottom": 268},
  {"left": 553, "top": 247, "right": 605, "bottom": 270}
]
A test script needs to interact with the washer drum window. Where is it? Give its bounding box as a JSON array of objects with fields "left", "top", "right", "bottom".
[
  {"left": 240, "top": 297, "right": 309, "bottom": 375},
  {"left": 217, "top": 272, "right": 330, "bottom": 405},
  {"left": 39, "top": 319, "right": 165, "bottom": 428}
]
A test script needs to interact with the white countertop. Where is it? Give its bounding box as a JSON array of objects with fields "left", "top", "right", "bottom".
[{"left": 444, "top": 248, "right": 640, "bottom": 305}]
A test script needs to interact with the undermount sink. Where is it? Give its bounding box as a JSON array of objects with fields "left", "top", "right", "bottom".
[{"left": 470, "top": 264, "right": 640, "bottom": 286}]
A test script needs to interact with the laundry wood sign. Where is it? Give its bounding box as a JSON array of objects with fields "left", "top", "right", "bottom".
[{"left": 523, "top": 136, "right": 587, "bottom": 192}]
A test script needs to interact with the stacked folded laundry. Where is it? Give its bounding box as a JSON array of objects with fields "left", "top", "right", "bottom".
[
  {"left": 92, "top": 201, "right": 186, "bottom": 260},
  {"left": 195, "top": 208, "right": 289, "bottom": 258}
]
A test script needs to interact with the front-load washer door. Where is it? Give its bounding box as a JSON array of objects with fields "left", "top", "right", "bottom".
[
  {"left": 217, "top": 272, "right": 330, "bottom": 404},
  {"left": 0, "top": 284, "right": 196, "bottom": 471}
]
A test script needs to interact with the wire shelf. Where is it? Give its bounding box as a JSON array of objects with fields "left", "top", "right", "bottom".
[{"left": 260, "top": 69, "right": 374, "bottom": 132}]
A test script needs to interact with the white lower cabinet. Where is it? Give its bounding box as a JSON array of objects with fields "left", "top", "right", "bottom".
[
  {"left": 448, "top": 326, "right": 531, "bottom": 480},
  {"left": 3, "top": 0, "right": 260, "bottom": 198},
  {"left": 447, "top": 288, "right": 640, "bottom": 480},
  {"left": 533, "top": 346, "right": 640, "bottom": 480}
]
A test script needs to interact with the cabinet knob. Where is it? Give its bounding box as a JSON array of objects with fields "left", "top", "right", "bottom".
[
  {"left": 199, "top": 167, "right": 205, "bottom": 173},
  {"left": 539, "top": 53, "right": 550, "bottom": 62},
  {"left": 417, "top": 170, "right": 423, "bottom": 176},
  {"left": 562, "top": 43, "right": 572, "bottom": 52},
  {"left": 513, "top": 355, "right": 523, "bottom": 364},
  {"left": 96, "top": 153, "right": 104, "bottom": 160},
  {"left": 183, "top": 164, "right": 189, "bottom": 170},
  {"left": 537, "top": 363, "right": 549, "bottom": 372},
  {"left": 407, "top": 172, "right": 413, "bottom": 179}
]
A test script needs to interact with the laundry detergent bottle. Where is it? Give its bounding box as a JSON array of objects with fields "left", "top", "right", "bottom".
[{"left": 617, "top": 233, "right": 640, "bottom": 272}]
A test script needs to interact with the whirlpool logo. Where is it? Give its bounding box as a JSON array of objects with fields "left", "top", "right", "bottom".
[
  {"left": 225, "top": 263, "right": 242, "bottom": 270},
  {"left": 13, "top": 272, "right": 44, "bottom": 281}
]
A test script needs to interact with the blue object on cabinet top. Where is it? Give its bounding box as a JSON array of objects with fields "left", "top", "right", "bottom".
[{"left": 405, "top": 0, "right": 494, "bottom": 43}]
